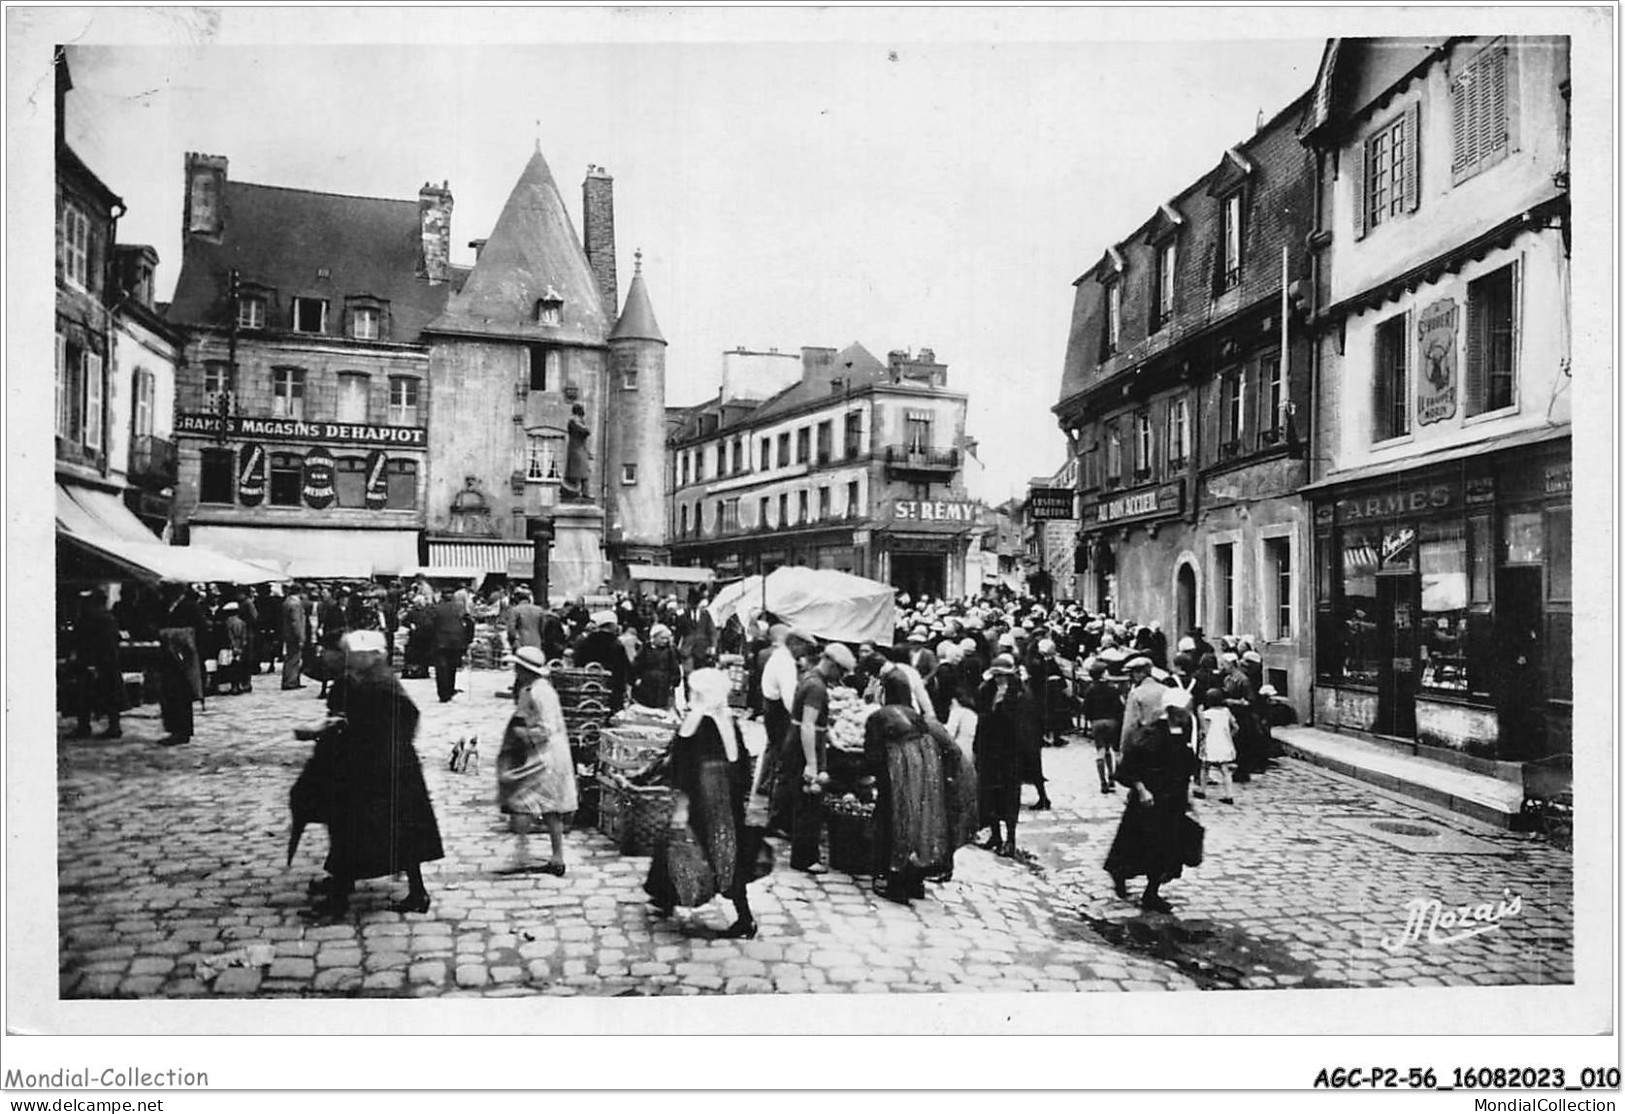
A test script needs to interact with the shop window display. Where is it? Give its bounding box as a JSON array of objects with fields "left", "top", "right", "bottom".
[
  {"left": 1338, "top": 529, "right": 1381, "bottom": 686},
  {"left": 1419, "top": 522, "right": 1469, "bottom": 693}
]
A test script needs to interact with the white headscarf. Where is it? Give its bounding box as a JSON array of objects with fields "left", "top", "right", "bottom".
[{"left": 679, "top": 667, "right": 738, "bottom": 760}]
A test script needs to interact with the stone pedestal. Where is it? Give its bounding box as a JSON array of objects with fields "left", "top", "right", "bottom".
[{"left": 546, "top": 502, "right": 607, "bottom": 602}]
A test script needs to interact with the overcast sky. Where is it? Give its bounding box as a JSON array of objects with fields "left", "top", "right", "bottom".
[{"left": 53, "top": 11, "right": 1326, "bottom": 502}]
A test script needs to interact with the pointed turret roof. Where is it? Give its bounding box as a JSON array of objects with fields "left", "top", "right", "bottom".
[
  {"left": 609, "top": 250, "right": 666, "bottom": 345},
  {"left": 427, "top": 148, "right": 608, "bottom": 344}
]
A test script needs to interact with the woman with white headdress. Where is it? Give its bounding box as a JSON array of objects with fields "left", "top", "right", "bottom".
[
  {"left": 497, "top": 646, "right": 577, "bottom": 876},
  {"left": 644, "top": 667, "right": 760, "bottom": 938}
]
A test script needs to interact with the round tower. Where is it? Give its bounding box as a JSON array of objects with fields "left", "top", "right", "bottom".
[{"left": 605, "top": 250, "right": 669, "bottom": 565}]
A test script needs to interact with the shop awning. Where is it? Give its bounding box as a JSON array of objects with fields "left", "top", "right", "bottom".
[
  {"left": 57, "top": 484, "right": 287, "bottom": 584},
  {"left": 1299, "top": 425, "right": 1569, "bottom": 495},
  {"left": 57, "top": 484, "right": 164, "bottom": 545},
  {"left": 626, "top": 564, "right": 715, "bottom": 585},
  {"left": 423, "top": 539, "right": 536, "bottom": 575},
  {"left": 191, "top": 524, "right": 421, "bottom": 580}
]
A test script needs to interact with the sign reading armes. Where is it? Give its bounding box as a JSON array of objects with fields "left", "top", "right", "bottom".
[
  {"left": 1028, "top": 487, "right": 1076, "bottom": 520},
  {"left": 175, "top": 413, "right": 428, "bottom": 447}
]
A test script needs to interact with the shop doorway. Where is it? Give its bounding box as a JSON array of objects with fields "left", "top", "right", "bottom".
[
  {"left": 1095, "top": 545, "right": 1116, "bottom": 617},
  {"left": 1175, "top": 563, "right": 1197, "bottom": 638},
  {"left": 891, "top": 552, "right": 946, "bottom": 601},
  {"left": 1375, "top": 575, "right": 1418, "bottom": 738},
  {"left": 1495, "top": 566, "right": 1546, "bottom": 760}
]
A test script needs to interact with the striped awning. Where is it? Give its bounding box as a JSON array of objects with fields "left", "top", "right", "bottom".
[
  {"left": 626, "top": 564, "right": 715, "bottom": 585},
  {"left": 424, "top": 539, "right": 536, "bottom": 574}
]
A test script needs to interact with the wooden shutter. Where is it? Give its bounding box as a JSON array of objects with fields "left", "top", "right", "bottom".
[
  {"left": 1482, "top": 46, "right": 1508, "bottom": 160},
  {"left": 1403, "top": 101, "right": 1422, "bottom": 212},
  {"left": 1351, "top": 138, "right": 1368, "bottom": 240},
  {"left": 1465, "top": 278, "right": 1485, "bottom": 415},
  {"left": 1451, "top": 70, "right": 1472, "bottom": 177},
  {"left": 83, "top": 352, "right": 103, "bottom": 450}
]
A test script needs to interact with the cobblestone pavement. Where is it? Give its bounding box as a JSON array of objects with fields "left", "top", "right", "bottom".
[{"left": 57, "top": 667, "right": 1571, "bottom": 998}]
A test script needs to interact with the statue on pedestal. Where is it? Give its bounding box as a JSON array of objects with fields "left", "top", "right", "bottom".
[{"left": 562, "top": 403, "right": 593, "bottom": 503}]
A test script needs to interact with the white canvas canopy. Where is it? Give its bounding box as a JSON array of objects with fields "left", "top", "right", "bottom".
[{"left": 707, "top": 567, "right": 896, "bottom": 645}]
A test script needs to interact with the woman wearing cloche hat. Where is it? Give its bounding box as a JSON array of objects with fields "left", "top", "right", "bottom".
[{"left": 496, "top": 646, "right": 577, "bottom": 876}]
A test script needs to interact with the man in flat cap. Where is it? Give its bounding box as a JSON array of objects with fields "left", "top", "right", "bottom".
[{"left": 786, "top": 642, "right": 855, "bottom": 873}]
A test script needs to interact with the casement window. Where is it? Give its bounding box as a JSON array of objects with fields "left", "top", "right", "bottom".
[
  {"left": 733, "top": 437, "right": 744, "bottom": 474},
  {"left": 204, "top": 360, "right": 236, "bottom": 400},
  {"left": 680, "top": 452, "right": 690, "bottom": 487},
  {"left": 291, "top": 298, "right": 328, "bottom": 334},
  {"left": 387, "top": 376, "right": 420, "bottom": 426},
  {"left": 778, "top": 492, "right": 789, "bottom": 528},
  {"left": 844, "top": 410, "right": 863, "bottom": 458},
  {"left": 1167, "top": 396, "right": 1190, "bottom": 468},
  {"left": 816, "top": 421, "right": 832, "bottom": 465},
  {"left": 679, "top": 505, "right": 689, "bottom": 537},
  {"left": 269, "top": 453, "right": 303, "bottom": 506},
  {"left": 337, "top": 372, "right": 370, "bottom": 424},
  {"left": 1133, "top": 411, "right": 1153, "bottom": 478},
  {"left": 1451, "top": 40, "right": 1512, "bottom": 185},
  {"left": 1104, "top": 423, "right": 1123, "bottom": 485},
  {"left": 385, "top": 460, "right": 418, "bottom": 510},
  {"left": 717, "top": 441, "right": 728, "bottom": 476},
  {"left": 536, "top": 296, "right": 562, "bottom": 328},
  {"left": 271, "top": 368, "right": 307, "bottom": 420},
  {"left": 132, "top": 369, "right": 155, "bottom": 438},
  {"left": 798, "top": 490, "right": 810, "bottom": 525},
  {"left": 1373, "top": 313, "right": 1411, "bottom": 441},
  {"left": 1218, "top": 194, "right": 1243, "bottom": 291},
  {"left": 777, "top": 433, "right": 791, "bottom": 468},
  {"left": 795, "top": 427, "right": 811, "bottom": 464},
  {"left": 1220, "top": 368, "right": 1245, "bottom": 457},
  {"left": 1213, "top": 542, "right": 1236, "bottom": 635},
  {"left": 335, "top": 457, "right": 368, "bottom": 508},
  {"left": 846, "top": 480, "right": 860, "bottom": 517},
  {"left": 1103, "top": 280, "right": 1123, "bottom": 356},
  {"left": 60, "top": 203, "right": 91, "bottom": 290},
  {"left": 528, "top": 345, "right": 560, "bottom": 391},
  {"left": 236, "top": 296, "right": 266, "bottom": 330},
  {"left": 199, "top": 447, "right": 235, "bottom": 504},
  {"left": 525, "top": 432, "right": 564, "bottom": 482},
  {"left": 621, "top": 364, "right": 638, "bottom": 390},
  {"left": 1260, "top": 355, "right": 1286, "bottom": 446},
  {"left": 1264, "top": 537, "right": 1292, "bottom": 640},
  {"left": 760, "top": 437, "right": 772, "bottom": 471},
  {"left": 1152, "top": 241, "right": 1176, "bottom": 330},
  {"left": 818, "top": 486, "right": 832, "bottom": 520},
  {"left": 759, "top": 497, "right": 770, "bottom": 529},
  {"left": 904, "top": 411, "right": 932, "bottom": 454},
  {"left": 1466, "top": 262, "right": 1518, "bottom": 416},
  {"left": 1355, "top": 105, "right": 1421, "bottom": 239},
  {"left": 350, "top": 306, "right": 380, "bottom": 341}
]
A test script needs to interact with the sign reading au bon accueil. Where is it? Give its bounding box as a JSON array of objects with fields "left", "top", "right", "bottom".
[{"left": 175, "top": 413, "right": 427, "bottom": 448}]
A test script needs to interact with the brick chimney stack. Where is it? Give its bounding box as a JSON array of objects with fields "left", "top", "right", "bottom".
[
  {"left": 418, "top": 180, "right": 454, "bottom": 284},
  {"left": 183, "top": 152, "right": 228, "bottom": 240},
  {"left": 583, "top": 165, "right": 618, "bottom": 320}
]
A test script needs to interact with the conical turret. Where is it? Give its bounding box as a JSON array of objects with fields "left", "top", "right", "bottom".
[{"left": 606, "top": 250, "right": 669, "bottom": 556}]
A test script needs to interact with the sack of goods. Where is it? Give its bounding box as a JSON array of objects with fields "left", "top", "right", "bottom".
[
  {"left": 611, "top": 704, "right": 681, "bottom": 729},
  {"left": 827, "top": 687, "right": 877, "bottom": 753}
]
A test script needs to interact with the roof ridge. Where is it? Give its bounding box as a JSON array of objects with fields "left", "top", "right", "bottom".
[{"left": 230, "top": 179, "right": 418, "bottom": 207}]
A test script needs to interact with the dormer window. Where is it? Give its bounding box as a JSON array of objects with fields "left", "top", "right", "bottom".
[
  {"left": 292, "top": 297, "right": 327, "bottom": 334},
  {"left": 536, "top": 286, "right": 564, "bottom": 327},
  {"left": 1218, "top": 193, "right": 1243, "bottom": 292},
  {"left": 351, "top": 306, "right": 379, "bottom": 340},
  {"left": 1103, "top": 279, "right": 1123, "bottom": 357},
  {"left": 237, "top": 295, "right": 266, "bottom": 330}
]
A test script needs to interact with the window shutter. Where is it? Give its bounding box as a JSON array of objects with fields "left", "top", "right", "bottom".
[
  {"left": 1403, "top": 102, "right": 1422, "bottom": 212},
  {"left": 1465, "top": 280, "right": 1485, "bottom": 416},
  {"left": 1451, "top": 73, "right": 1472, "bottom": 176},
  {"left": 83, "top": 352, "right": 104, "bottom": 450},
  {"left": 1351, "top": 139, "right": 1368, "bottom": 240},
  {"left": 1485, "top": 46, "right": 1508, "bottom": 157}
]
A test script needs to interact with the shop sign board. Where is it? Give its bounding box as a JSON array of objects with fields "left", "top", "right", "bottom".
[
  {"left": 1416, "top": 297, "right": 1460, "bottom": 426},
  {"left": 1544, "top": 462, "right": 1572, "bottom": 496},
  {"left": 1027, "top": 487, "right": 1076, "bottom": 520},
  {"left": 176, "top": 413, "right": 427, "bottom": 448},
  {"left": 237, "top": 442, "right": 266, "bottom": 506},
  {"left": 364, "top": 450, "right": 390, "bottom": 510},
  {"left": 1088, "top": 482, "right": 1183, "bottom": 526},
  {"left": 1465, "top": 475, "right": 1496, "bottom": 507},
  {"left": 302, "top": 446, "right": 337, "bottom": 510},
  {"left": 1336, "top": 482, "right": 1455, "bottom": 524},
  {"left": 891, "top": 499, "right": 978, "bottom": 524}
]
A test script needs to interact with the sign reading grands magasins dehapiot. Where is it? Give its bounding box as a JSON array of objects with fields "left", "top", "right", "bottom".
[{"left": 175, "top": 413, "right": 427, "bottom": 447}]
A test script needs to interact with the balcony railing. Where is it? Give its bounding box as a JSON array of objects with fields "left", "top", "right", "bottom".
[
  {"left": 128, "top": 435, "right": 178, "bottom": 487},
  {"left": 883, "top": 444, "right": 960, "bottom": 474}
]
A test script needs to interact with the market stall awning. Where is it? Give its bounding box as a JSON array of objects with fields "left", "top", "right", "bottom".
[
  {"left": 626, "top": 564, "right": 715, "bottom": 585},
  {"left": 191, "top": 524, "right": 420, "bottom": 580},
  {"left": 707, "top": 566, "right": 896, "bottom": 644},
  {"left": 57, "top": 484, "right": 287, "bottom": 584},
  {"left": 423, "top": 539, "right": 536, "bottom": 575}
]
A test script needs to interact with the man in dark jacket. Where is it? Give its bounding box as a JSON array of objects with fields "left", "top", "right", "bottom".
[
  {"left": 282, "top": 585, "right": 307, "bottom": 690},
  {"left": 427, "top": 587, "right": 468, "bottom": 703},
  {"left": 572, "top": 610, "right": 629, "bottom": 709},
  {"left": 71, "top": 588, "right": 124, "bottom": 738},
  {"left": 503, "top": 588, "right": 546, "bottom": 702}
]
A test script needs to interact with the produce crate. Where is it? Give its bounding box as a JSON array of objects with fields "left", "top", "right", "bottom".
[
  {"left": 824, "top": 800, "right": 878, "bottom": 876},
  {"left": 597, "top": 726, "right": 670, "bottom": 776},
  {"left": 596, "top": 773, "right": 674, "bottom": 856},
  {"left": 550, "top": 662, "right": 611, "bottom": 696}
]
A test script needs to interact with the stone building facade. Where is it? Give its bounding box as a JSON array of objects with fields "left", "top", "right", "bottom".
[{"left": 1055, "top": 90, "right": 1318, "bottom": 714}]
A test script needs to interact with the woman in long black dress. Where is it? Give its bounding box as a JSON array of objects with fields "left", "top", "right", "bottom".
[
  {"left": 974, "top": 654, "right": 1024, "bottom": 857},
  {"left": 864, "top": 671, "right": 951, "bottom": 904},
  {"left": 645, "top": 668, "right": 761, "bottom": 939},
  {"left": 302, "top": 630, "right": 444, "bottom": 920},
  {"left": 1104, "top": 684, "right": 1199, "bottom": 913}
]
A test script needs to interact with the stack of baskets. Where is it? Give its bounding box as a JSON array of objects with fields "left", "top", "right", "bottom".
[
  {"left": 465, "top": 626, "right": 504, "bottom": 672},
  {"left": 595, "top": 706, "right": 678, "bottom": 856},
  {"left": 823, "top": 797, "right": 879, "bottom": 876},
  {"left": 548, "top": 661, "right": 615, "bottom": 825}
]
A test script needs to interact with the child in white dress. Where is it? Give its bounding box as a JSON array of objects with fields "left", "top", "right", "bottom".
[{"left": 1197, "top": 687, "right": 1237, "bottom": 804}]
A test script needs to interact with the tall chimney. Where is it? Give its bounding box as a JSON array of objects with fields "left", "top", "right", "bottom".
[
  {"left": 183, "top": 152, "right": 228, "bottom": 240},
  {"left": 583, "top": 165, "right": 618, "bottom": 320},
  {"left": 418, "top": 180, "right": 454, "bottom": 284}
]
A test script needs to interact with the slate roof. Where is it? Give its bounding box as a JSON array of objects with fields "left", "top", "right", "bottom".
[
  {"left": 609, "top": 265, "right": 665, "bottom": 344},
  {"left": 745, "top": 342, "right": 887, "bottom": 425},
  {"left": 427, "top": 149, "right": 609, "bottom": 345},
  {"left": 167, "top": 181, "right": 456, "bottom": 341}
]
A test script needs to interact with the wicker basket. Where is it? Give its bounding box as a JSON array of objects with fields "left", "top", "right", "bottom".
[
  {"left": 596, "top": 773, "right": 675, "bottom": 856},
  {"left": 824, "top": 800, "right": 879, "bottom": 876},
  {"left": 598, "top": 728, "right": 670, "bottom": 776}
]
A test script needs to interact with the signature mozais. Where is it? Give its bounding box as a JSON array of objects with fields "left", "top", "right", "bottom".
[{"left": 1381, "top": 890, "right": 1523, "bottom": 952}]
